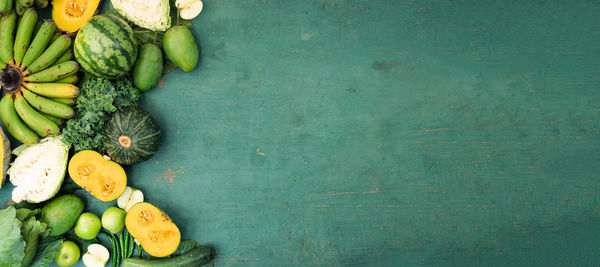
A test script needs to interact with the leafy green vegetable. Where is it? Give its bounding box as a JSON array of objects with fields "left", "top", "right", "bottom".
[
  {"left": 20, "top": 217, "right": 49, "bottom": 266},
  {"left": 62, "top": 75, "right": 141, "bottom": 152},
  {"left": 15, "top": 208, "right": 40, "bottom": 222},
  {"left": 29, "top": 237, "right": 63, "bottom": 267},
  {"left": 171, "top": 240, "right": 201, "bottom": 256},
  {"left": 0, "top": 207, "right": 25, "bottom": 267},
  {"left": 13, "top": 201, "right": 39, "bottom": 211},
  {"left": 162, "top": 59, "right": 179, "bottom": 75},
  {"left": 57, "top": 179, "right": 82, "bottom": 195},
  {"left": 1, "top": 205, "right": 60, "bottom": 267}
]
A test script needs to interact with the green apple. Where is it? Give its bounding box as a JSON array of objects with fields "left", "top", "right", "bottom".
[
  {"left": 102, "top": 207, "right": 126, "bottom": 234},
  {"left": 74, "top": 212, "right": 102, "bottom": 240},
  {"left": 55, "top": 240, "right": 80, "bottom": 267}
]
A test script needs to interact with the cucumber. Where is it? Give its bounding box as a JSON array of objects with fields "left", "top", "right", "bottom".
[{"left": 121, "top": 246, "right": 214, "bottom": 267}]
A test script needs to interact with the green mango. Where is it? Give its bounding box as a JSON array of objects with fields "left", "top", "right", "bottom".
[
  {"left": 40, "top": 194, "right": 84, "bottom": 236},
  {"left": 133, "top": 43, "right": 163, "bottom": 92},
  {"left": 163, "top": 26, "right": 199, "bottom": 72}
]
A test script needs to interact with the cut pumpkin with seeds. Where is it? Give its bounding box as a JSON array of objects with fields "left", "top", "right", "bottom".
[
  {"left": 126, "top": 202, "right": 181, "bottom": 257},
  {"left": 52, "top": 0, "right": 102, "bottom": 33},
  {"left": 68, "top": 150, "right": 127, "bottom": 201}
]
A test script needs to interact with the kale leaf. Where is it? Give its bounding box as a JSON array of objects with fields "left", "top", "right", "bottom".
[{"left": 62, "top": 75, "right": 141, "bottom": 152}]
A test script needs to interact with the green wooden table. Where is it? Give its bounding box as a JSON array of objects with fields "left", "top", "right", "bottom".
[{"left": 3, "top": 0, "right": 600, "bottom": 266}]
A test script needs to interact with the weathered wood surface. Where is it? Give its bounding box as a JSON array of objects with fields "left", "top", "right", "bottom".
[{"left": 3, "top": 0, "right": 600, "bottom": 266}]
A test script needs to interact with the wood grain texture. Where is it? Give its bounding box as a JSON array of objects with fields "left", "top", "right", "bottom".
[{"left": 3, "top": 0, "right": 600, "bottom": 266}]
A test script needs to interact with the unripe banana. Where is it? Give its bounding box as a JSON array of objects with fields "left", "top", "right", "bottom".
[
  {"left": 0, "top": 11, "right": 17, "bottom": 65},
  {"left": 50, "top": 29, "right": 61, "bottom": 43},
  {"left": 34, "top": 0, "right": 47, "bottom": 8},
  {"left": 15, "top": 0, "right": 25, "bottom": 15},
  {"left": 54, "top": 74, "right": 78, "bottom": 84},
  {"left": 17, "top": 0, "right": 33, "bottom": 8},
  {"left": 14, "top": 92, "right": 59, "bottom": 137},
  {"left": 53, "top": 49, "right": 72, "bottom": 65},
  {"left": 0, "top": 0, "right": 13, "bottom": 16},
  {"left": 41, "top": 113, "right": 63, "bottom": 125},
  {"left": 21, "top": 20, "right": 56, "bottom": 69},
  {"left": 22, "top": 89, "right": 74, "bottom": 118},
  {"left": 24, "top": 61, "right": 79, "bottom": 83},
  {"left": 49, "top": 97, "right": 75, "bottom": 106},
  {"left": 13, "top": 7, "right": 38, "bottom": 66},
  {"left": 23, "top": 82, "right": 80, "bottom": 98},
  {"left": 32, "top": 20, "right": 42, "bottom": 37},
  {"left": 0, "top": 95, "right": 39, "bottom": 144},
  {"left": 25, "top": 35, "right": 70, "bottom": 74}
]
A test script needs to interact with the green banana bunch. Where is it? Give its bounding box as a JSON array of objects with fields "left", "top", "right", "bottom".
[
  {"left": 0, "top": 8, "right": 80, "bottom": 144},
  {"left": 0, "top": 0, "right": 13, "bottom": 16}
]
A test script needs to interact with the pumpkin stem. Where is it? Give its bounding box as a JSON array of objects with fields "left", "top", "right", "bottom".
[{"left": 119, "top": 136, "right": 132, "bottom": 148}]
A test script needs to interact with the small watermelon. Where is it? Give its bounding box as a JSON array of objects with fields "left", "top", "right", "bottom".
[
  {"left": 103, "top": 107, "right": 161, "bottom": 165},
  {"left": 74, "top": 15, "right": 138, "bottom": 79}
]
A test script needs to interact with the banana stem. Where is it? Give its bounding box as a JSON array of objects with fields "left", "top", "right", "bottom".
[
  {"left": 0, "top": 72, "right": 7, "bottom": 88},
  {"left": 0, "top": 67, "right": 23, "bottom": 93}
]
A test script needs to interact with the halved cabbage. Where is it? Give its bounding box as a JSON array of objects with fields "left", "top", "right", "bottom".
[
  {"left": 9, "top": 136, "right": 70, "bottom": 203},
  {"left": 111, "top": 0, "right": 171, "bottom": 31}
]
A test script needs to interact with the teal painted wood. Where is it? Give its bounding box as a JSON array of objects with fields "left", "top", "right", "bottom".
[{"left": 3, "top": 0, "right": 600, "bottom": 266}]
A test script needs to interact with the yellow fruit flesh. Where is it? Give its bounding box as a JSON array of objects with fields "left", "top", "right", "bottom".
[
  {"left": 52, "top": 0, "right": 100, "bottom": 32},
  {"left": 126, "top": 203, "right": 181, "bottom": 257},
  {"left": 0, "top": 129, "right": 10, "bottom": 188},
  {"left": 68, "top": 150, "right": 127, "bottom": 201}
]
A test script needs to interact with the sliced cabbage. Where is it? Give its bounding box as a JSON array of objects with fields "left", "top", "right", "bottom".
[
  {"left": 9, "top": 136, "right": 70, "bottom": 203},
  {"left": 111, "top": 0, "right": 171, "bottom": 31}
]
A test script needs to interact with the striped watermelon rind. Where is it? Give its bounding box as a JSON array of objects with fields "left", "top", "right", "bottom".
[{"left": 74, "top": 15, "right": 138, "bottom": 79}]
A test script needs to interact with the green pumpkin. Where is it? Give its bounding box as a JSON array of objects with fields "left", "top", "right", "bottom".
[{"left": 103, "top": 107, "right": 161, "bottom": 165}]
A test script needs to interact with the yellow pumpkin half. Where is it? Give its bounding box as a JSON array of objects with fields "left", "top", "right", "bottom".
[
  {"left": 0, "top": 128, "right": 10, "bottom": 188},
  {"left": 126, "top": 202, "right": 181, "bottom": 257},
  {"left": 52, "top": 0, "right": 101, "bottom": 32},
  {"left": 68, "top": 150, "right": 127, "bottom": 201}
]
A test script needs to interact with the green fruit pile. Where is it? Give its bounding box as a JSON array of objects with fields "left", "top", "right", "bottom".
[
  {"left": 0, "top": 7, "right": 79, "bottom": 144},
  {"left": 0, "top": 0, "right": 48, "bottom": 16},
  {"left": 132, "top": 25, "right": 199, "bottom": 92},
  {"left": 72, "top": 14, "right": 201, "bottom": 93}
]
